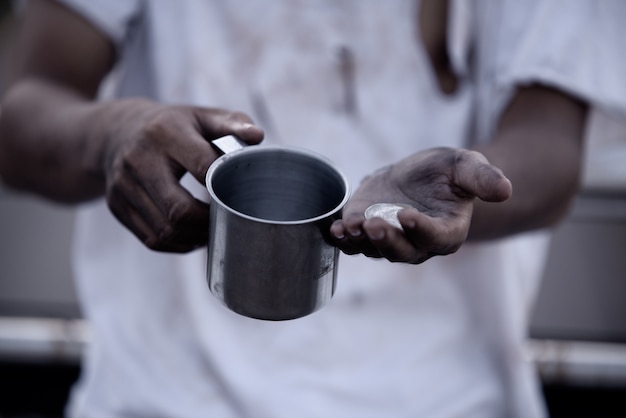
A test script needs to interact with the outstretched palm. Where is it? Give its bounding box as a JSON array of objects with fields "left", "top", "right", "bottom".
[{"left": 330, "top": 147, "right": 512, "bottom": 264}]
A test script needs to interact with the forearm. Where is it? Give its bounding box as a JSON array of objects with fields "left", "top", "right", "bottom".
[
  {"left": 0, "top": 0, "right": 124, "bottom": 202},
  {"left": 467, "top": 86, "right": 588, "bottom": 241},
  {"left": 0, "top": 78, "right": 109, "bottom": 202},
  {"left": 468, "top": 131, "right": 583, "bottom": 240}
]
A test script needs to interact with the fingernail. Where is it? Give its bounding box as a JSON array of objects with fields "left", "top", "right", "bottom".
[
  {"left": 243, "top": 123, "right": 264, "bottom": 133},
  {"left": 369, "top": 229, "right": 385, "bottom": 240},
  {"left": 333, "top": 232, "right": 345, "bottom": 240},
  {"left": 348, "top": 228, "right": 362, "bottom": 238}
]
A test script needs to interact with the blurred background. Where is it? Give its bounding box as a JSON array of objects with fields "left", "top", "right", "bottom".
[{"left": 1, "top": 3, "right": 626, "bottom": 417}]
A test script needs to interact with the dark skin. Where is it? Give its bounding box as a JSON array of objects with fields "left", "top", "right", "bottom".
[
  {"left": 0, "top": 0, "right": 587, "bottom": 261},
  {"left": 330, "top": 147, "right": 512, "bottom": 263}
]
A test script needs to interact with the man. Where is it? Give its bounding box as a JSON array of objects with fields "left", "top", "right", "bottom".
[{"left": 1, "top": 0, "right": 623, "bottom": 416}]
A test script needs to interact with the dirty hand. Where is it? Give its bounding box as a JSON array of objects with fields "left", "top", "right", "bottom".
[
  {"left": 101, "top": 99, "right": 264, "bottom": 252},
  {"left": 330, "top": 147, "right": 512, "bottom": 264}
]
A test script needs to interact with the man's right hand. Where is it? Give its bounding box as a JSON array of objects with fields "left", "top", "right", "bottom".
[{"left": 99, "top": 99, "right": 263, "bottom": 252}]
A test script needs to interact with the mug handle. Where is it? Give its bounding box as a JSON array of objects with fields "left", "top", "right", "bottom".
[{"left": 211, "top": 135, "right": 248, "bottom": 155}]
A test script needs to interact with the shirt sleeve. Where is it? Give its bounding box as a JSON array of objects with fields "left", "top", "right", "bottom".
[
  {"left": 56, "top": 0, "right": 142, "bottom": 48},
  {"left": 491, "top": 0, "right": 626, "bottom": 116}
]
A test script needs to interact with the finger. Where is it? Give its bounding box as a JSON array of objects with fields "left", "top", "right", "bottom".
[
  {"left": 122, "top": 151, "right": 211, "bottom": 239},
  {"left": 171, "top": 124, "right": 224, "bottom": 184},
  {"left": 113, "top": 168, "right": 169, "bottom": 237},
  {"left": 138, "top": 173, "right": 210, "bottom": 251},
  {"left": 107, "top": 186, "right": 157, "bottom": 248},
  {"left": 330, "top": 219, "right": 347, "bottom": 240},
  {"left": 193, "top": 108, "right": 265, "bottom": 145},
  {"left": 140, "top": 112, "right": 220, "bottom": 185},
  {"left": 362, "top": 217, "right": 429, "bottom": 263},
  {"left": 156, "top": 199, "right": 209, "bottom": 253},
  {"left": 338, "top": 200, "right": 418, "bottom": 258},
  {"left": 397, "top": 208, "right": 467, "bottom": 255},
  {"left": 109, "top": 169, "right": 209, "bottom": 253},
  {"left": 339, "top": 207, "right": 367, "bottom": 239},
  {"left": 143, "top": 108, "right": 264, "bottom": 186},
  {"left": 330, "top": 220, "right": 383, "bottom": 258},
  {"left": 109, "top": 189, "right": 208, "bottom": 253},
  {"left": 151, "top": 189, "right": 210, "bottom": 251},
  {"left": 453, "top": 150, "right": 513, "bottom": 202}
]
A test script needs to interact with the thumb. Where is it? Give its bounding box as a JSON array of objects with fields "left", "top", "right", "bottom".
[
  {"left": 454, "top": 150, "right": 512, "bottom": 202},
  {"left": 194, "top": 108, "right": 264, "bottom": 145}
]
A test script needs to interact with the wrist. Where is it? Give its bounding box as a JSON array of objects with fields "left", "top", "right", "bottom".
[{"left": 83, "top": 97, "right": 160, "bottom": 188}]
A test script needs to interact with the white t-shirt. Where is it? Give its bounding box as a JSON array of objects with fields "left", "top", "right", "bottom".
[{"left": 58, "top": 1, "right": 626, "bottom": 417}]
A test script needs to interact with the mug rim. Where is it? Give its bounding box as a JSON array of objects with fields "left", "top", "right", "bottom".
[{"left": 205, "top": 145, "right": 351, "bottom": 225}]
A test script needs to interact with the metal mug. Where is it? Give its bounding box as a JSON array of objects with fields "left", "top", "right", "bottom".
[{"left": 205, "top": 136, "right": 350, "bottom": 320}]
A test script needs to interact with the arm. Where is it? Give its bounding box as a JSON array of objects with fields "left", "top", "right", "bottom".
[
  {"left": 0, "top": 0, "right": 263, "bottom": 252},
  {"left": 0, "top": 0, "right": 117, "bottom": 201},
  {"left": 470, "top": 85, "right": 587, "bottom": 240},
  {"left": 331, "top": 84, "right": 587, "bottom": 263}
]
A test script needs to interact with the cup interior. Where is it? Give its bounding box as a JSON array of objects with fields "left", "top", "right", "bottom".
[{"left": 210, "top": 148, "right": 348, "bottom": 222}]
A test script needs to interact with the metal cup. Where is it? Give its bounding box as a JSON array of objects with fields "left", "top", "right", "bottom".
[{"left": 205, "top": 136, "right": 350, "bottom": 320}]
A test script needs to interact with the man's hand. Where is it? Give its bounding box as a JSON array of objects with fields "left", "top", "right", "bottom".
[
  {"left": 330, "top": 147, "right": 512, "bottom": 264},
  {"left": 99, "top": 99, "right": 264, "bottom": 253}
]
